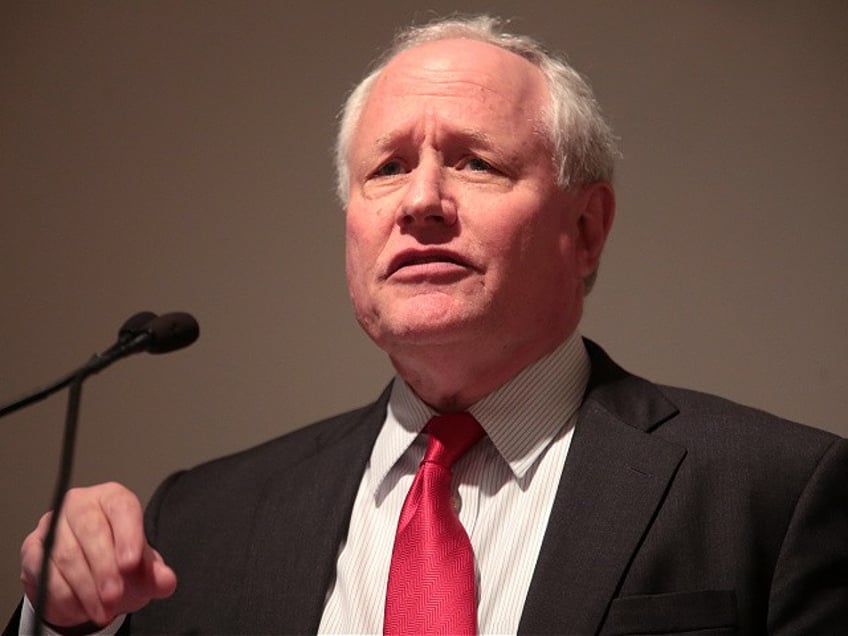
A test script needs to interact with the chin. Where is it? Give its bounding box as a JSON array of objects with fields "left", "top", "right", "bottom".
[
  {"left": 375, "top": 315, "right": 481, "bottom": 351},
  {"left": 356, "top": 294, "right": 490, "bottom": 347}
]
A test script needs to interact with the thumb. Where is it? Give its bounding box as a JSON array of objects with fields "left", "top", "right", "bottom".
[
  {"left": 146, "top": 547, "right": 178, "bottom": 599},
  {"left": 123, "top": 545, "right": 177, "bottom": 611}
]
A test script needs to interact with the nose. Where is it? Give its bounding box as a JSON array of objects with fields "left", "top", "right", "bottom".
[{"left": 397, "top": 157, "right": 457, "bottom": 228}]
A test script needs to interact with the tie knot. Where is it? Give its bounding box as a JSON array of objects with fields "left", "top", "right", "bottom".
[{"left": 423, "top": 412, "right": 484, "bottom": 468}]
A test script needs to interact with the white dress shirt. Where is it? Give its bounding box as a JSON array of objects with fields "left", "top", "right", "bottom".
[{"left": 319, "top": 332, "right": 590, "bottom": 634}]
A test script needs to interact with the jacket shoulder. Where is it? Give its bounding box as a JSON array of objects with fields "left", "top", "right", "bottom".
[
  {"left": 656, "top": 382, "right": 840, "bottom": 463},
  {"left": 143, "top": 391, "right": 388, "bottom": 540}
]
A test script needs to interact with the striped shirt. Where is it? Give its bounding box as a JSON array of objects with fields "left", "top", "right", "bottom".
[{"left": 319, "top": 332, "right": 590, "bottom": 634}]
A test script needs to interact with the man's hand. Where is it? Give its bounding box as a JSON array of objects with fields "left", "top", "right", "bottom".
[{"left": 19, "top": 482, "right": 177, "bottom": 629}]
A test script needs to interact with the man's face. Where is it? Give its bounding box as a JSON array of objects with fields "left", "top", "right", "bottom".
[{"left": 345, "top": 38, "right": 600, "bottom": 364}]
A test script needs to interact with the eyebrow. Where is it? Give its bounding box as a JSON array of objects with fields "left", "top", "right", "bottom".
[
  {"left": 456, "top": 128, "right": 493, "bottom": 149},
  {"left": 372, "top": 127, "right": 494, "bottom": 152}
]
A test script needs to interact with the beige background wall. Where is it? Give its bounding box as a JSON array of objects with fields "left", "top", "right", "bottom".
[{"left": 1, "top": 1, "right": 846, "bottom": 613}]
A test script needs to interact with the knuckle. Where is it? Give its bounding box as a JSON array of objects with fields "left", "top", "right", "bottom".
[
  {"left": 75, "top": 510, "right": 106, "bottom": 537},
  {"left": 19, "top": 538, "right": 42, "bottom": 584},
  {"left": 20, "top": 554, "right": 39, "bottom": 583},
  {"left": 34, "top": 511, "right": 53, "bottom": 534},
  {"left": 63, "top": 486, "right": 86, "bottom": 505},
  {"left": 106, "top": 493, "right": 138, "bottom": 518},
  {"left": 51, "top": 542, "right": 81, "bottom": 570},
  {"left": 101, "top": 481, "right": 129, "bottom": 500},
  {"left": 20, "top": 568, "right": 36, "bottom": 595},
  {"left": 21, "top": 531, "right": 40, "bottom": 558}
]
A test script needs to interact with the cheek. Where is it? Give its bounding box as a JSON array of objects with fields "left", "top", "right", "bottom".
[
  {"left": 345, "top": 207, "right": 386, "bottom": 298},
  {"left": 345, "top": 215, "right": 368, "bottom": 292},
  {"left": 503, "top": 213, "right": 578, "bottom": 291},
  {"left": 344, "top": 245, "right": 360, "bottom": 294},
  {"left": 345, "top": 246, "right": 374, "bottom": 326},
  {"left": 484, "top": 212, "right": 558, "bottom": 268},
  {"left": 346, "top": 200, "right": 390, "bottom": 256}
]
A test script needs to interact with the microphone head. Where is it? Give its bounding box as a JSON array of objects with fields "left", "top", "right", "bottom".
[
  {"left": 146, "top": 312, "right": 200, "bottom": 354},
  {"left": 118, "top": 311, "right": 158, "bottom": 340}
]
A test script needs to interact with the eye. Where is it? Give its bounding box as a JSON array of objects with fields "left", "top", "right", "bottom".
[
  {"left": 371, "top": 159, "right": 406, "bottom": 178},
  {"left": 461, "top": 156, "right": 496, "bottom": 172}
]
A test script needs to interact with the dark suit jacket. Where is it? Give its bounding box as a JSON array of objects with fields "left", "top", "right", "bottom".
[{"left": 62, "top": 342, "right": 848, "bottom": 634}]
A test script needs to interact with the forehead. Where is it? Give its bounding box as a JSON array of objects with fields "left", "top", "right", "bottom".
[{"left": 353, "top": 38, "right": 550, "bottom": 146}]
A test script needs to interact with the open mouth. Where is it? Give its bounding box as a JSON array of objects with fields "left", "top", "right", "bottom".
[{"left": 387, "top": 250, "right": 470, "bottom": 278}]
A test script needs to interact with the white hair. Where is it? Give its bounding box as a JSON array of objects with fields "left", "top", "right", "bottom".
[{"left": 334, "top": 15, "right": 620, "bottom": 204}]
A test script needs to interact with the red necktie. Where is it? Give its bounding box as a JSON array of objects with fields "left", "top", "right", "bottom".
[{"left": 384, "top": 412, "right": 485, "bottom": 635}]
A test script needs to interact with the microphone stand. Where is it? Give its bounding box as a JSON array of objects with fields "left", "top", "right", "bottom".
[
  {"left": 0, "top": 369, "right": 80, "bottom": 419},
  {"left": 0, "top": 310, "right": 158, "bottom": 420},
  {"left": 27, "top": 346, "right": 149, "bottom": 635},
  {"left": 33, "top": 370, "right": 85, "bottom": 636},
  {"left": 0, "top": 336, "right": 145, "bottom": 420}
]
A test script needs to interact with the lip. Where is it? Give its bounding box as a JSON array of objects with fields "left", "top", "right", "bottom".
[{"left": 385, "top": 248, "right": 474, "bottom": 280}]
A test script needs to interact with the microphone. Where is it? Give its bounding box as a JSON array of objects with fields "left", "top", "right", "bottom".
[
  {"left": 120, "top": 310, "right": 159, "bottom": 339},
  {"left": 100, "top": 310, "right": 158, "bottom": 357},
  {"left": 0, "top": 311, "right": 199, "bottom": 418},
  {"left": 141, "top": 312, "right": 200, "bottom": 354},
  {"left": 84, "top": 311, "right": 200, "bottom": 374}
]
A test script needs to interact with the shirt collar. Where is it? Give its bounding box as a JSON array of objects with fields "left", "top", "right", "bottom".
[{"left": 368, "top": 332, "right": 590, "bottom": 495}]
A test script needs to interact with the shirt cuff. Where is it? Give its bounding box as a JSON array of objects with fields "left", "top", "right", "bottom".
[{"left": 19, "top": 596, "right": 125, "bottom": 636}]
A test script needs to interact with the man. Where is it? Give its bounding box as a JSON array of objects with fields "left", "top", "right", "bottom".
[{"left": 11, "top": 15, "right": 848, "bottom": 635}]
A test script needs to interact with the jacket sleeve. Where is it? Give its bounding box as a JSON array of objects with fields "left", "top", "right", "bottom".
[{"left": 767, "top": 436, "right": 848, "bottom": 632}]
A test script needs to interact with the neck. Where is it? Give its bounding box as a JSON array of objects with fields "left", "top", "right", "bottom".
[{"left": 389, "top": 328, "right": 576, "bottom": 412}]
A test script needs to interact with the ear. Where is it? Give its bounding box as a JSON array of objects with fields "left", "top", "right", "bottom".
[{"left": 575, "top": 181, "right": 615, "bottom": 282}]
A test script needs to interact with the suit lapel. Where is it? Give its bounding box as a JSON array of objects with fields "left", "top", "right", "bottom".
[
  {"left": 239, "top": 390, "right": 389, "bottom": 634},
  {"left": 519, "top": 342, "right": 686, "bottom": 635}
]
